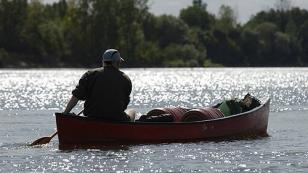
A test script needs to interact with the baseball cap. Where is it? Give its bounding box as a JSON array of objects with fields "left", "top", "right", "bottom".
[{"left": 102, "top": 49, "right": 124, "bottom": 62}]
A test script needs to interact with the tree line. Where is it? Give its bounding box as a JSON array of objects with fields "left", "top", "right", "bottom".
[{"left": 0, "top": 0, "right": 308, "bottom": 68}]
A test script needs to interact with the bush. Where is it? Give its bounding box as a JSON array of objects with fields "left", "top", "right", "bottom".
[
  {"left": 0, "top": 48, "right": 9, "bottom": 67},
  {"left": 203, "top": 59, "right": 224, "bottom": 67},
  {"left": 162, "top": 44, "right": 206, "bottom": 67}
]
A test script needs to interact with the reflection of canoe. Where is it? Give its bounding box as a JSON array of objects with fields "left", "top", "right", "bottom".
[{"left": 56, "top": 99, "right": 270, "bottom": 150}]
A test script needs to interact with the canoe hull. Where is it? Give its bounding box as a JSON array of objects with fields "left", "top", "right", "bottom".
[{"left": 56, "top": 99, "right": 270, "bottom": 150}]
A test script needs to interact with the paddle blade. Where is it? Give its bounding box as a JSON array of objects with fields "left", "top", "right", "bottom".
[
  {"left": 29, "top": 136, "right": 52, "bottom": 146},
  {"left": 29, "top": 132, "right": 57, "bottom": 146}
]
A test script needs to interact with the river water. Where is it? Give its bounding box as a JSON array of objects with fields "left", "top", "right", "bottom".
[{"left": 0, "top": 68, "right": 308, "bottom": 172}]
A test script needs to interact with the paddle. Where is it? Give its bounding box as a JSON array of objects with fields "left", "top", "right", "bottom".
[{"left": 29, "top": 110, "right": 84, "bottom": 146}]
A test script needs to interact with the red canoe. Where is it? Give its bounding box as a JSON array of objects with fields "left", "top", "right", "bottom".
[{"left": 56, "top": 99, "right": 270, "bottom": 150}]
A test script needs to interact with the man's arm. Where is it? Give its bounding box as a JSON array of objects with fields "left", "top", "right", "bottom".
[
  {"left": 63, "top": 95, "right": 79, "bottom": 114},
  {"left": 124, "top": 75, "right": 132, "bottom": 108}
]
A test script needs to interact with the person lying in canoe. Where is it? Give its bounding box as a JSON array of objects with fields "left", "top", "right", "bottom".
[{"left": 63, "top": 49, "right": 136, "bottom": 121}]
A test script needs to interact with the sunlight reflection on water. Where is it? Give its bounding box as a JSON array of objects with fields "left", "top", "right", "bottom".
[
  {"left": 1, "top": 139, "right": 307, "bottom": 172},
  {"left": 1, "top": 68, "right": 308, "bottom": 172},
  {"left": 0, "top": 68, "right": 307, "bottom": 112}
]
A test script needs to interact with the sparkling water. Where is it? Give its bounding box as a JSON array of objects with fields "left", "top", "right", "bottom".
[{"left": 1, "top": 68, "right": 308, "bottom": 172}]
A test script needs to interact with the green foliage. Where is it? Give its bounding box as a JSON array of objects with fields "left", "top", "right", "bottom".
[
  {"left": 162, "top": 44, "right": 205, "bottom": 67},
  {"left": 216, "top": 5, "right": 238, "bottom": 32},
  {"left": 135, "top": 41, "right": 161, "bottom": 67},
  {"left": 0, "top": 48, "right": 9, "bottom": 67},
  {"left": 240, "top": 29, "right": 260, "bottom": 66},
  {"left": 155, "top": 15, "right": 189, "bottom": 48},
  {"left": 0, "top": 0, "right": 27, "bottom": 51},
  {"left": 38, "top": 21, "right": 69, "bottom": 61},
  {"left": 0, "top": 0, "right": 308, "bottom": 67},
  {"left": 179, "top": 0, "right": 214, "bottom": 31},
  {"left": 117, "top": 0, "right": 148, "bottom": 66},
  {"left": 298, "top": 21, "right": 308, "bottom": 63},
  {"left": 205, "top": 28, "right": 243, "bottom": 66},
  {"left": 203, "top": 59, "right": 223, "bottom": 67}
]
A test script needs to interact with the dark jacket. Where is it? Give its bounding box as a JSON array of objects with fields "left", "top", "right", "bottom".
[{"left": 72, "top": 66, "right": 132, "bottom": 120}]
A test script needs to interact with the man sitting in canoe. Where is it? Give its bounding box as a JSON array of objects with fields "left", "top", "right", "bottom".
[{"left": 63, "top": 49, "right": 135, "bottom": 121}]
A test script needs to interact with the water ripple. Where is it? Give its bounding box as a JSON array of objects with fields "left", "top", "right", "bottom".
[
  {"left": 1, "top": 68, "right": 307, "bottom": 113},
  {"left": 1, "top": 68, "right": 308, "bottom": 172}
]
